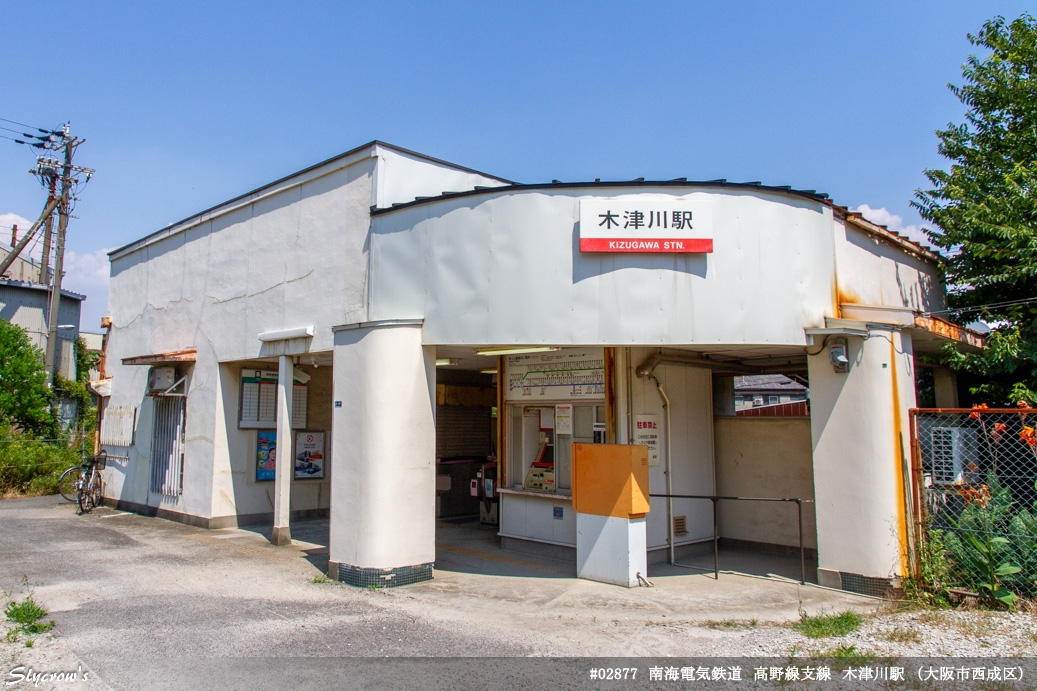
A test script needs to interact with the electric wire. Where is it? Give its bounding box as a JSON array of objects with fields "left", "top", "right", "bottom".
[
  {"left": 922, "top": 296, "right": 1037, "bottom": 317},
  {"left": 0, "top": 116, "right": 60, "bottom": 135}
]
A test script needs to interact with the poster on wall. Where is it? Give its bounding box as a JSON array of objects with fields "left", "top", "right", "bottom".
[
  {"left": 633, "top": 414, "right": 661, "bottom": 467},
  {"left": 294, "top": 431, "right": 325, "bottom": 480},
  {"left": 555, "top": 404, "right": 573, "bottom": 435},
  {"left": 505, "top": 347, "right": 605, "bottom": 401},
  {"left": 256, "top": 430, "right": 277, "bottom": 481}
]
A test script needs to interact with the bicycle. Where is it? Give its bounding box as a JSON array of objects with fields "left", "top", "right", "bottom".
[
  {"left": 77, "top": 451, "right": 106, "bottom": 513},
  {"left": 57, "top": 451, "right": 106, "bottom": 511},
  {"left": 57, "top": 461, "right": 87, "bottom": 503}
]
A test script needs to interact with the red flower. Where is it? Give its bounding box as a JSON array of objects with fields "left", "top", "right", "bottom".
[
  {"left": 1021, "top": 426, "right": 1037, "bottom": 447},
  {"left": 970, "top": 403, "right": 989, "bottom": 419}
]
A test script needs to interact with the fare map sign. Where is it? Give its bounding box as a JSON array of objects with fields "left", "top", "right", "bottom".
[{"left": 579, "top": 199, "right": 713, "bottom": 253}]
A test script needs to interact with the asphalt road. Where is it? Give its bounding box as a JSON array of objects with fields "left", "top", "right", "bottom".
[
  {"left": 0, "top": 495, "right": 891, "bottom": 691},
  {"left": 0, "top": 496, "right": 543, "bottom": 690}
]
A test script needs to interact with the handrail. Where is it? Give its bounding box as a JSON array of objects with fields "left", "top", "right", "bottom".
[{"left": 649, "top": 493, "right": 814, "bottom": 584}]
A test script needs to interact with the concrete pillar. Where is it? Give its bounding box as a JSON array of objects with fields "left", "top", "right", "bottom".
[
  {"left": 713, "top": 375, "right": 736, "bottom": 416},
  {"left": 577, "top": 514, "right": 648, "bottom": 587},
  {"left": 271, "top": 354, "right": 294, "bottom": 546},
  {"left": 328, "top": 321, "right": 435, "bottom": 588},
  {"left": 933, "top": 366, "right": 959, "bottom": 408},
  {"left": 808, "top": 325, "right": 916, "bottom": 593}
]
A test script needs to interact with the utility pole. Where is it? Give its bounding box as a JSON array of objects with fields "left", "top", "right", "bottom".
[
  {"left": 38, "top": 171, "right": 58, "bottom": 282},
  {"left": 40, "top": 126, "right": 92, "bottom": 388}
]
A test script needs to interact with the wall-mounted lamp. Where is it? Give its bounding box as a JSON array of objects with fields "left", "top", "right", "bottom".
[
  {"left": 474, "top": 346, "right": 560, "bottom": 357},
  {"left": 829, "top": 338, "right": 849, "bottom": 373},
  {"left": 435, "top": 358, "right": 461, "bottom": 367}
]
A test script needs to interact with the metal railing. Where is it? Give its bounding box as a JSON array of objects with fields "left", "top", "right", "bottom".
[{"left": 649, "top": 493, "right": 812, "bottom": 584}]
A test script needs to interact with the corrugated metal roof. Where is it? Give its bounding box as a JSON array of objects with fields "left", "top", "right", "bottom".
[
  {"left": 0, "top": 279, "right": 86, "bottom": 301},
  {"left": 734, "top": 374, "right": 807, "bottom": 392}
]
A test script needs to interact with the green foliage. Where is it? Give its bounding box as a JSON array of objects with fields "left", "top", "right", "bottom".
[
  {"left": 913, "top": 14, "right": 1037, "bottom": 405},
  {"left": 0, "top": 425, "right": 79, "bottom": 496},
  {"left": 2, "top": 577, "right": 55, "bottom": 643},
  {"left": 0, "top": 321, "right": 55, "bottom": 436},
  {"left": 73, "top": 336, "right": 97, "bottom": 384},
  {"left": 902, "top": 517, "right": 954, "bottom": 607},
  {"left": 937, "top": 474, "right": 1037, "bottom": 607},
  {"left": 54, "top": 375, "right": 96, "bottom": 431},
  {"left": 819, "top": 644, "right": 876, "bottom": 661},
  {"left": 791, "top": 610, "right": 863, "bottom": 639}
]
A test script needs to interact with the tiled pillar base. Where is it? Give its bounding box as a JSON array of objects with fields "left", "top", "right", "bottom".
[{"left": 328, "top": 561, "right": 433, "bottom": 588}]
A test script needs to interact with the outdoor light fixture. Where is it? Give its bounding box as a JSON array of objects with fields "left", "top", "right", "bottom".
[
  {"left": 435, "top": 358, "right": 461, "bottom": 366},
  {"left": 829, "top": 338, "right": 849, "bottom": 373},
  {"left": 474, "top": 346, "right": 560, "bottom": 357}
]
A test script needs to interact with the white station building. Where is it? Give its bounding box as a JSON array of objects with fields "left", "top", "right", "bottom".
[{"left": 98, "top": 141, "right": 979, "bottom": 592}]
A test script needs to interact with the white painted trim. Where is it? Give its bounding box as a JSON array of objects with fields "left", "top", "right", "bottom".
[
  {"left": 258, "top": 326, "right": 315, "bottom": 342},
  {"left": 331, "top": 319, "right": 423, "bottom": 333}
]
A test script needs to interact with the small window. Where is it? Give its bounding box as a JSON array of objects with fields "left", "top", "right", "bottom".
[
  {"left": 735, "top": 395, "right": 744, "bottom": 406},
  {"left": 768, "top": 396, "right": 779, "bottom": 405}
]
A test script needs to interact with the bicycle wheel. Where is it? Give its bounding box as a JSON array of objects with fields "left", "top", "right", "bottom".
[
  {"left": 58, "top": 466, "right": 83, "bottom": 503},
  {"left": 90, "top": 473, "right": 103, "bottom": 509},
  {"left": 77, "top": 472, "right": 96, "bottom": 513}
]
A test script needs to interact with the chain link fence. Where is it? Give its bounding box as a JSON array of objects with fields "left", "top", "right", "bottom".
[{"left": 912, "top": 408, "right": 1037, "bottom": 600}]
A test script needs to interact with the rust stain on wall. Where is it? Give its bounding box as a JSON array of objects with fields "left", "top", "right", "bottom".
[{"left": 890, "top": 339, "right": 910, "bottom": 576}]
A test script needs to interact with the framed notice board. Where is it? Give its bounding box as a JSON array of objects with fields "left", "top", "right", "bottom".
[{"left": 294, "top": 431, "right": 325, "bottom": 480}]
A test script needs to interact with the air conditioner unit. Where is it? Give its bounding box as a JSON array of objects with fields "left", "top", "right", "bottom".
[
  {"left": 930, "top": 427, "right": 978, "bottom": 484},
  {"left": 149, "top": 366, "right": 176, "bottom": 393}
]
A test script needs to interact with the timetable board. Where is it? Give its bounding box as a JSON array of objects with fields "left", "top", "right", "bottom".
[{"left": 505, "top": 347, "right": 606, "bottom": 401}]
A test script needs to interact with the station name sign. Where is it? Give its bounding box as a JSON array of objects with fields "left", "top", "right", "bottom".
[{"left": 578, "top": 200, "right": 713, "bottom": 253}]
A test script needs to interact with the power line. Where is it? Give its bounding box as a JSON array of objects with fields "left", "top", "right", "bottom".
[
  {"left": 0, "top": 116, "right": 60, "bottom": 135},
  {"left": 923, "top": 296, "right": 1037, "bottom": 317}
]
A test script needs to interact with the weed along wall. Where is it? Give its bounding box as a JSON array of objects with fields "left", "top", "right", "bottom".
[{"left": 100, "top": 140, "right": 977, "bottom": 594}]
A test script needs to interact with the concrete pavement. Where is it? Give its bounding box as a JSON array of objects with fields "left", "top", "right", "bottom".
[{"left": 0, "top": 495, "right": 878, "bottom": 690}]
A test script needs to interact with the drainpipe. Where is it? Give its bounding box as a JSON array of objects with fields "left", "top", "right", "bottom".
[{"left": 651, "top": 374, "right": 674, "bottom": 566}]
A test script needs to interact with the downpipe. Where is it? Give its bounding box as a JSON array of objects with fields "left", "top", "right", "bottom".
[{"left": 651, "top": 375, "right": 674, "bottom": 566}]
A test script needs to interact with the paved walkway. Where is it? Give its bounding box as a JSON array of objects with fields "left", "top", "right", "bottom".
[{"left": 0, "top": 496, "right": 878, "bottom": 690}]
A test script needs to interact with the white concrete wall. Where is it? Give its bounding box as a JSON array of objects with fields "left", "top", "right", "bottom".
[
  {"left": 809, "top": 326, "right": 915, "bottom": 581},
  {"left": 626, "top": 348, "right": 715, "bottom": 550},
  {"left": 373, "top": 145, "right": 508, "bottom": 214},
  {"left": 714, "top": 417, "right": 817, "bottom": 549},
  {"left": 210, "top": 362, "right": 333, "bottom": 520},
  {"left": 329, "top": 323, "right": 436, "bottom": 569},
  {"left": 369, "top": 188, "right": 839, "bottom": 345},
  {"left": 834, "top": 221, "right": 946, "bottom": 314},
  {"left": 104, "top": 145, "right": 496, "bottom": 519}
]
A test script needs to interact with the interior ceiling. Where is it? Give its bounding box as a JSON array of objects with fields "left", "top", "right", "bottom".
[{"left": 434, "top": 345, "right": 809, "bottom": 375}]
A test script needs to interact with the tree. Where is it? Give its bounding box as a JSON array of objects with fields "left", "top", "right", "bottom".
[
  {"left": 914, "top": 13, "right": 1037, "bottom": 405},
  {"left": 0, "top": 321, "right": 55, "bottom": 436}
]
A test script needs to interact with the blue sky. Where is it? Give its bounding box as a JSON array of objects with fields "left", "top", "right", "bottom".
[{"left": 1, "top": 2, "right": 1033, "bottom": 330}]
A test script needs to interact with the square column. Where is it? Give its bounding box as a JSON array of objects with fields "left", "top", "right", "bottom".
[
  {"left": 328, "top": 321, "right": 436, "bottom": 587},
  {"left": 271, "top": 354, "right": 294, "bottom": 546},
  {"left": 573, "top": 444, "right": 651, "bottom": 587},
  {"left": 808, "top": 325, "right": 916, "bottom": 593}
]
